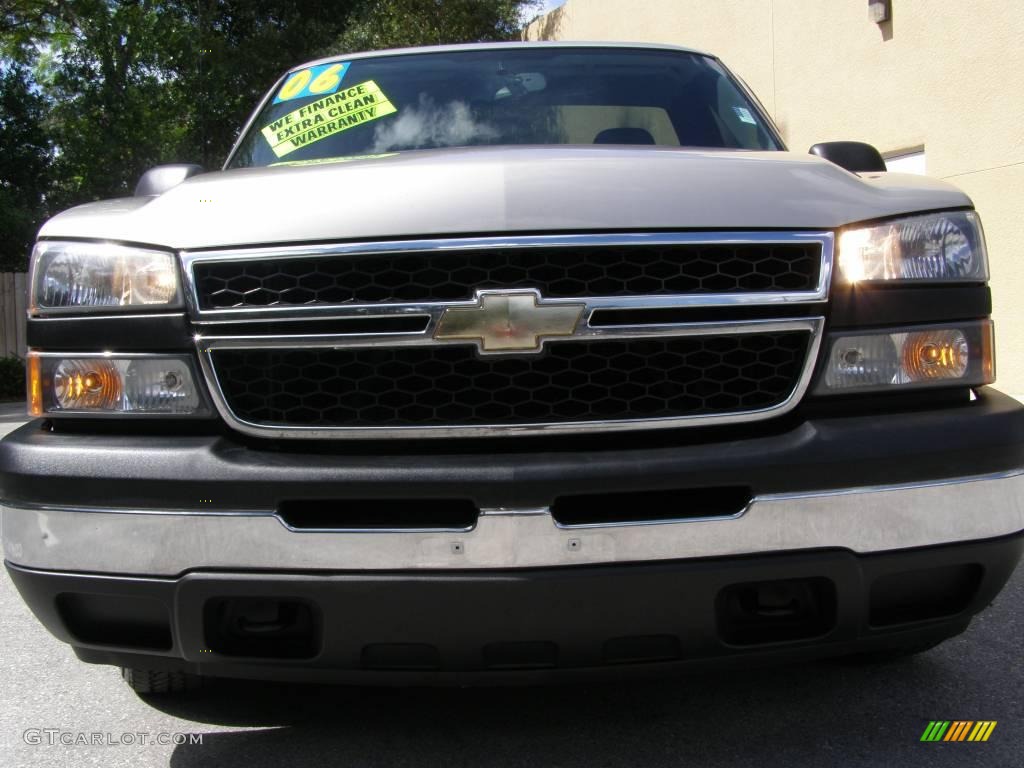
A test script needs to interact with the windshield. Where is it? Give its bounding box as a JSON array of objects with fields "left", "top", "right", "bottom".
[{"left": 228, "top": 47, "right": 782, "bottom": 168}]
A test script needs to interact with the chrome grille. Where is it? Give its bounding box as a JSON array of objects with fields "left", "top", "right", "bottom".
[
  {"left": 212, "top": 332, "right": 810, "bottom": 428},
  {"left": 187, "top": 232, "right": 832, "bottom": 439},
  {"left": 193, "top": 241, "right": 821, "bottom": 310}
]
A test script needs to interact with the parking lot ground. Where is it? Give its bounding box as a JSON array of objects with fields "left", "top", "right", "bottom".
[{"left": 0, "top": 402, "right": 27, "bottom": 424}]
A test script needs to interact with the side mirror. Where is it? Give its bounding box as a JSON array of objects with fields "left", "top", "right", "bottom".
[
  {"left": 808, "top": 142, "right": 886, "bottom": 173},
  {"left": 134, "top": 164, "right": 205, "bottom": 197}
]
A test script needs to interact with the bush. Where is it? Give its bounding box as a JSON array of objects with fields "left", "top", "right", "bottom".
[{"left": 0, "top": 356, "right": 26, "bottom": 401}]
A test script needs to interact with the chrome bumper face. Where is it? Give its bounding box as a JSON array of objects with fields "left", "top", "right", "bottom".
[{"left": 4, "top": 471, "right": 1024, "bottom": 576}]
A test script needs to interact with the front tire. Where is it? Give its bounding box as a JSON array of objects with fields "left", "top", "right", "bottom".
[{"left": 121, "top": 667, "right": 202, "bottom": 694}]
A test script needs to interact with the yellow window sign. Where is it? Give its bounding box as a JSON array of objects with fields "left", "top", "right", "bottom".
[
  {"left": 261, "top": 80, "right": 397, "bottom": 158},
  {"left": 269, "top": 153, "right": 397, "bottom": 168}
]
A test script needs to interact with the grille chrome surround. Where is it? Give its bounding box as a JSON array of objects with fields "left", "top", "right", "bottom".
[
  {"left": 210, "top": 329, "right": 813, "bottom": 429},
  {"left": 186, "top": 232, "right": 832, "bottom": 439},
  {"left": 191, "top": 236, "right": 822, "bottom": 310},
  {"left": 196, "top": 316, "right": 825, "bottom": 439},
  {"left": 183, "top": 232, "right": 834, "bottom": 321}
]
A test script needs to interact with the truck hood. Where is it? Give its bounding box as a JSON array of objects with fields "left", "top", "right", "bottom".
[{"left": 38, "top": 146, "right": 972, "bottom": 250}]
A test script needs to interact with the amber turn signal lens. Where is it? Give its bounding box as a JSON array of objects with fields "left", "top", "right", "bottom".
[
  {"left": 53, "top": 359, "right": 123, "bottom": 410},
  {"left": 25, "top": 353, "right": 209, "bottom": 416},
  {"left": 27, "top": 354, "right": 43, "bottom": 417},
  {"left": 901, "top": 330, "right": 970, "bottom": 381},
  {"left": 817, "top": 320, "right": 994, "bottom": 395}
]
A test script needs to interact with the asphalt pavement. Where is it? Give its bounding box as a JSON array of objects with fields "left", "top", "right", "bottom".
[
  {"left": 0, "top": 411, "right": 1021, "bottom": 768},
  {"left": 0, "top": 401, "right": 28, "bottom": 422}
]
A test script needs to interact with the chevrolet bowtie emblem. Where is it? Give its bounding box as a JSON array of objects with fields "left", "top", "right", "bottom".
[{"left": 434, "top": 291, "right": 585, "bottom": 353}]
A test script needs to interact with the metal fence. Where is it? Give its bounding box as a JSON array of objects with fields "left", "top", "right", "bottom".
[{"left": 0, "top": 273, "right": 28, "bottom": 359}]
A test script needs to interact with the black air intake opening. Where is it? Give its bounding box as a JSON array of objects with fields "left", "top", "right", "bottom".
[
  {"left": 204, "top": 597, "right": 319, "bottom": 659},
  {"left": 56, "top": 593, "right": 172, "bottom": 651},
  {"left": 277, "top": 498, "right": 479, "bottom": 531},
  {"left": 551, "top": 486, "right": 752, "bottom": 527},
  {"left": 869, "top": 563, "right": 983, "bottom": 627},
  {"left": 716, "top": 577, "right": 836, "bottom": 646}
]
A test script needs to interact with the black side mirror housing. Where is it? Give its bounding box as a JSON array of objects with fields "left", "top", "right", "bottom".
[
  {"left": 808, "top": 142, "right": 887, "bottom": 173},
  {"left": 134, "top": 164, "right": 205, "bottom": 197}
]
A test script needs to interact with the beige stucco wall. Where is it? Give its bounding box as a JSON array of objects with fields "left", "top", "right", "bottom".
[{"left": 528, "top": 0, "right": 1024, "bottom": 393}]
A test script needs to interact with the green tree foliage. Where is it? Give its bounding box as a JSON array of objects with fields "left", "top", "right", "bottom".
[
  {"left": 178, "top": 1, "right": 365, "bottom": 169},
  {"left": 38, "top": 0, "right": 363, "bottom": 203},
  {"left": 0, "top": 62, "right": 51, "bottom": 270},
  {"left": 335, "top": 0, "right": 539, "bottom": 53},
  {"left": 44, "top": 1, "right": 195, "bottom": 207},
  {"left": 0, "top": 0, "right": 539, "bottom": 270},
  {"left": 0, "top": 1, "right": 56, "bottom": 60}
]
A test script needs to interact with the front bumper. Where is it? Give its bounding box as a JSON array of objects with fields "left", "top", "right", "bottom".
[
  {"left": 2, "top": 388, "right": 1023, "bottom": 680},
  {"left": 7, "top": 534, "right": 1023, "bottom": 683},
  {"left": 3, "top": 389, "right": 1024, "bottom": 574},
  {"left": 3, "top": 470, "right": 1024, "bottom": 573}
]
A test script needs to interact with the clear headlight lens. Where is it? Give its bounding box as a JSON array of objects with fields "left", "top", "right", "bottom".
[
  {"left": 815, "top": 320, "right": 994, "bottom": 394},
  {"left": 838, "top": 211, "right": 989, "bottom": 283},
  {"left": 27, "top": 353, "right": 209, "bottom": 416},
  {"left": 30, "top": 241, "right": 181, "bottom": 313}
]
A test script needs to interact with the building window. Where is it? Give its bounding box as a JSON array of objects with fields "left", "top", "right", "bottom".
[{"left": 884, "top": 148, "right": 927, "bottom": 175}]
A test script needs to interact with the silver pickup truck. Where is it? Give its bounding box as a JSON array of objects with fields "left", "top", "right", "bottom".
[{"left": 4, "top": 42, "right": 1022, "bottom": 693}]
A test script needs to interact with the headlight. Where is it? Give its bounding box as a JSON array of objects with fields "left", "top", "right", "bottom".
[
  {"left": 30, "top": 241, "right": 181, "bottom": 314},
  {"left": 27, "top": 353, "right": 210, "bottom": 416},
  {"left": 815, "top": 320, "right": 994, "bottom": 394},
  {"left": 838, "top": 211, "right": 988, "bottom": 283}
]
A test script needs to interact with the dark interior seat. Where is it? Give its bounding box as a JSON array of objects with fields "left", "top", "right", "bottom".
[{"left": 593, "top": 127, "right": 656, "bottom": 145}]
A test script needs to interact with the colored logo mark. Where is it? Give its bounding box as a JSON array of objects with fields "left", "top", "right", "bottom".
[
  {"left": 274, "top": 62, "right": 350, "bottom": 104},
  {"left": 920, "top": 721, "right": 997, "bottom": 742}
]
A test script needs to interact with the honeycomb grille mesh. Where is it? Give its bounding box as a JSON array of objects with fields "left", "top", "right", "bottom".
[
  {"left": 194, "top": 243, "right": 821, "bottom": 310},
  {"left": 212, "top": 332, "right": 809, "bottom": 428}
]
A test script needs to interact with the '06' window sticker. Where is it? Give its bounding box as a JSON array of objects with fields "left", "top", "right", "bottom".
[{"left": 273, "top": 61, "right": 351, "bottom": 103}]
